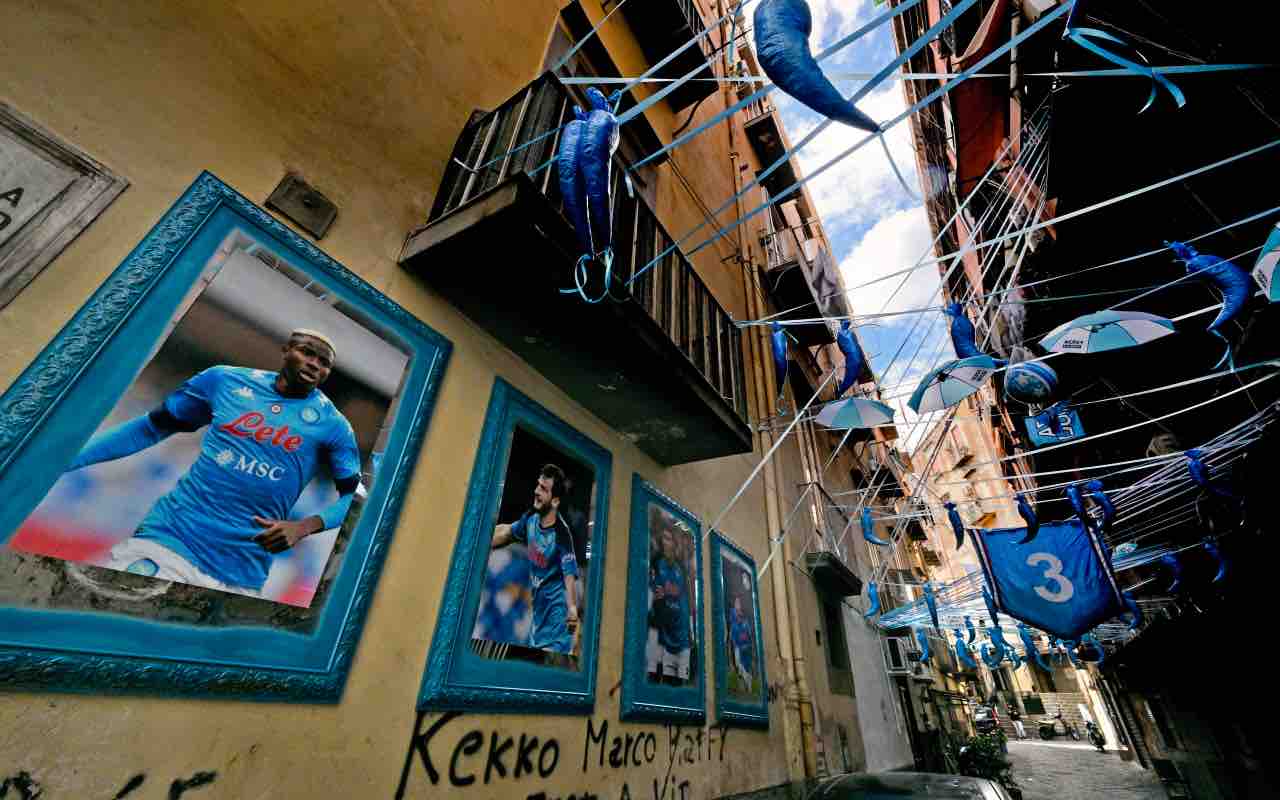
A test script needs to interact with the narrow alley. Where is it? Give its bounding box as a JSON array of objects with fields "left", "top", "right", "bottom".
[{"left": 1007, "top": 741, "right": 1165, "bottom": 800}]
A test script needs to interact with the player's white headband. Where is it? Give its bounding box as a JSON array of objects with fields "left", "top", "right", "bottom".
[{"left": 290, "top": 328, "right": 337, "bottom": 362}]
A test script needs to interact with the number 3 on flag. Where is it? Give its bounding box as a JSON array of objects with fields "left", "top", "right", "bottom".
[{"left": 1027, "top": 552, "right": 1074, "bottom": 603}]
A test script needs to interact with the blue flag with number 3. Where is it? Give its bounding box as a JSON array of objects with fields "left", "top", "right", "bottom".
[{"left": 972, "top": 520, "right": 1124, "bottom": 640}]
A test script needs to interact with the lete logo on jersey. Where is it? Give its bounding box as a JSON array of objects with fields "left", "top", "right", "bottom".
[{"left": 219, "top": 411, "right": 305, "bottom": 452}]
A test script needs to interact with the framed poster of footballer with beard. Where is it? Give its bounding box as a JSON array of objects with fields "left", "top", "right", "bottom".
[{"left": 0, "top": 172, "right": 452, "bottom": 701}]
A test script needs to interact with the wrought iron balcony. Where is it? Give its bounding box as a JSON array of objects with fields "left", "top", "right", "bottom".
[
  {"left": 621, "top": 0, "right": 718, "bottom": 111},
  {"left": 401, "top": 73, "right": 752, "bottom": 465}
]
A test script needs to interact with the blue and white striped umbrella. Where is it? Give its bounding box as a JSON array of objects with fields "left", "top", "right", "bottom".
[
  {"left": 909, "top": 355, "right": 1000, "bottom": 413},
  {"left": 1251, "top": 220, "right": 1280, "bottom": 301},
  {"left": 1039, "top": 310, "right": 1175, "bottom": 354},
  {"left": 813, "top": 397, "right": 896, "bottom": 429}
]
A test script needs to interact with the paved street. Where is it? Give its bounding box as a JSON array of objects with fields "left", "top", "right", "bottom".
[{"left": 1006, "top": 740, "right": 1166, "bottom": 800}]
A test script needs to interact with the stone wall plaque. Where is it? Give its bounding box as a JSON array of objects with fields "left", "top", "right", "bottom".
[{"left": 0, "top": 104, "right": 128, "bottom": 308}]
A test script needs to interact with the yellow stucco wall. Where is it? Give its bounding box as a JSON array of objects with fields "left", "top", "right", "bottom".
[{"left": 0, "top": 1, "right": 834, "bottom": 797}]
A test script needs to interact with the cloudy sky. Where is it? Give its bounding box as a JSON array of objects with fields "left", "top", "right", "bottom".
[{"left": 765, "top": 0, "right": 952, "bottom": 447}]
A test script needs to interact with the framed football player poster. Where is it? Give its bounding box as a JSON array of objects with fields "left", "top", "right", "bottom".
[
  {"left": 710, "top": 532, "right": 768, "bottom": 728},
  {"left": 0, "top": 172, "right": 452, "bottom": 701},
  {"left": 418, "top": 378, "right": 611, "bottom": 713},
  {"left": 619, "top": 476, "right": 705, "bottom": 722}
]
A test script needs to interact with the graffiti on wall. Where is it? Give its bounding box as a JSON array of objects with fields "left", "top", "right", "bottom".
[{"left": 395, "top": 712, "right": 733, "bottom": 800}]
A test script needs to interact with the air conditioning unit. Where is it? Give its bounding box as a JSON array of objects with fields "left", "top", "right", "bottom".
[{"left": 883, "top": 636, "right": 912, "bottom": 674}]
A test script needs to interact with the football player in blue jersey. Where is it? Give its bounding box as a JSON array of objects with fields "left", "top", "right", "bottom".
[
  {"left": 646, "top": 520, "right": 692, "bottom": 684},
  {"left": 729, "top": 594, "right": 755, "bottom": 691},
  {"left": 490, "top": 464, "right": 580, "bottom": 656},
  {"left": 64, "top": 329, "right": 364, "bottom": 597}
]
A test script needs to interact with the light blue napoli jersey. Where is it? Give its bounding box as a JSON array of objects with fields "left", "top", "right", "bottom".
[
  {"left": 650, "top": 557, "right": 690, "bottom": 654},
  {"left": 136, "top": 366, "right": 361, "bottom": 590},
  {"left": 730, "top": 606, "right": 754, "bottom": 672},
  {"left": 510, "top": 511, "right": 579, "bottom": 653}
]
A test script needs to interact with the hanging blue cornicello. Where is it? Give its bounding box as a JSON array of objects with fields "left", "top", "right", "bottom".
[
  {"left": 1016, "top": 493, "right": 1040, "bottom": 544},
  {"left": 1166, "top": 240, "right": 1253, "bottom": 368},
  {"left": 1203, "top": 538, "right": 1230, "bottom": 584},
  {"left": 1080, "top": 633, "right": 1106, "bottom": 666},
  {"left": 1019, "top": 623, "right": 1052, "bottom": 671},
  {"left": 863, "top": 581, "right": 881, "bottom": 620},
  {"left": 835, "top": 319, "right": 867, "bottom": 398},
  {"left": 1185, "top": 449, "right": 1235, "bottom": 498},
  {"left": 557, "top": 87, "right": 620, "bottom": 261},
  {"left": 944, "top": 302, "right": 985, "bottom": 360},
  {"left": 753, "top": 0, "right": 880, "bottom": 133},
  {"left": 953, "top": 629, "right": 977, "bottom": 669},
  {"left": 964, "top": 615, "right": 977, "bottom": 644},
  {"left": 971, "top": 519, "right": 1126, "bottom": 640},
  {"left": 1162, "top": 552, "right": 1184, "bottom": 593},
  {"left": 914, "top": 627, "right": 932, "bottom": 663},
  {"left": 924, "top": 582, "right": 940, "bottom": 630},
  {"left": 1025, "top": 402, "right": 1085, "bottom": 447},
  {"left": 862, "top": 506, "right": 889, "bottom": 546},
  {"left": 771, "top": 322, "right": 788, "bottom": 396},
  {"left": 944, "top": 501, "right": 966, "bottom": 550}
]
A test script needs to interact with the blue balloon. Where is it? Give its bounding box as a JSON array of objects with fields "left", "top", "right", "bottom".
[
  {"left": 771, "top": 322, "right": 788, "bottom": 395},
  {"left": 863, "top": 581, "right": 881, "bottom": 619},
  {"left": 1015, "top": 493, "right": 1040, "bottom": 545},
  {"left": 862, "top": 506, "right": 889, "bottom": 546},
  {"left": 914, "top": 628, "right": 932, "bottom": 663},
  {"left": 944, "top": 501, "right": 965, "bottom": 550},
  {"left": 557, "top": 88, "right": 620, "bottom": 261},
  {"left": 753, "top": 0, "right": 879, "bottom": 133},
  {"left": 1004, "top": 360, "right": 1059, "bottom": 405},
  {"left": 1167, "top": 240, "right": 1253, "bottom": 367},
  {"left": 835, "top": 319, "right": 867, "bottom": 398},
  {"left": 944, "top": 302, "right": 984, "bottom": 360},
  {"left": 581, "top": 90, "right": 620, "bottom": 257}
]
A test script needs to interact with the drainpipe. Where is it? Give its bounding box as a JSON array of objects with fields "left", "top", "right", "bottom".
[{"left": 722, "top": 3, "right": 814, "bottom": 777}]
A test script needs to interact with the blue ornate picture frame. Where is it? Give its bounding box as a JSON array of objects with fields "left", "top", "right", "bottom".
[
  {"left": 418, "top": 378, "right": 612, "bottom": 714},
  {"left": 620, "top": 475, "right": 705, "bottom": 723},
  {"left": 0, "top": 172, "right": 452, "bottom": 701},
  {"left": 710, "top": 532, "right": 769, "bottom": 728}
]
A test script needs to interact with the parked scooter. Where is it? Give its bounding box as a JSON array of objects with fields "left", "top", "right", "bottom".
[
  {"left": 1086, "top": 721, "right": 1106, "bottom": 752},
  {"left": 1038, "top": 709, "right": 1080, "bottom": 741}
]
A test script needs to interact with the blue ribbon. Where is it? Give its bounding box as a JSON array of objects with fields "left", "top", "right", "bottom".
[{"left": 1065, "top": 26, "right": 1186, "bottom": 114}]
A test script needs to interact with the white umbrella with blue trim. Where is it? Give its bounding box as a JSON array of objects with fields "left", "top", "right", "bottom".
[
  {"left": 1252, "top": 220, "right": 1280, "bottom": 301},
  {"left": 813, "top": 397, "right": 896, "bottom": 429},
  {"left": 1039, "top": 310, "right": 1175, "bottom": 354},
  {"left": 908, "top": 355, "right": 1001, "bottom": 413}
]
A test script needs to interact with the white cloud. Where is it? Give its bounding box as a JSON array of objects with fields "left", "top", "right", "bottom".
[
  {"left": 789, "top": 82, "right": 920, "bottom": 232},
  {"left": 838, "top": 204, "right": 939, "bottom": 314},
  {"left": 806, "top": 0, "right": 875, "bottom": 49}
]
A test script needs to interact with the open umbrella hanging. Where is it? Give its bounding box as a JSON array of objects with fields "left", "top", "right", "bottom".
[
  {"left": 1252, "top": 220, "right": 1280, "bottom": 301},
  {"left": 1039, "top": 310, "right": 1175, "bottom": 354},
  {"left": 813, "top": 397, "right": 895, "bottom": 429},
  {"left": 908, "top": 355, "right": 1000, "bottom": 413}
]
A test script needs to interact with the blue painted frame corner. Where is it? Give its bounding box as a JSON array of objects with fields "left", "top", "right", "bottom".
[
  {"left": 0, "top": 171, "right": 452, "bottom": 702},
  {"left": 418, "top": 378, "right": 612, "bottom": 714},
  {"left": 619, "top": 475, "right": 706, "bottom": 723},
  {"left": 710, "top": 532, "right": 769, "bottom": 728}
]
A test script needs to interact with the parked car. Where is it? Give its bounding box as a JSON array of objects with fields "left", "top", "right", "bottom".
[
  {"left": 809, "top": 771, "right": 1021, "bottom": 800},
  {"left": 974, "top": 704, "right": 1001, "bottom": 735}
]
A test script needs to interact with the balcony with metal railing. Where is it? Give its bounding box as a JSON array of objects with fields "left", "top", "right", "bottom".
[
  {"left": 400, "top": 73, "right": 752, "bottom": 465},
  {"left": 620, "top": 0, "right": 718, "bottom": 111}
]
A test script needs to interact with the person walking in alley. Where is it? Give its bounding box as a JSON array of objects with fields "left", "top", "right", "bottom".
[{"left": 1008, "top": 704, "right": 1026, "bottom": 739}]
